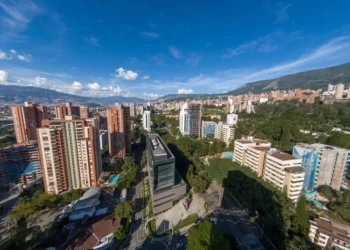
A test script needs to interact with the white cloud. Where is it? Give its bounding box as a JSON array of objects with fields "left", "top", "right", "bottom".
[
  {"left": 115, "top": 67, "right": 138, "bottom": 80},
  {"left": 143, "top": 93, "right": 159, "bottom": 99},
  {"left": 35, "top": 76, "right": 47, "bottom": 86},
  {"left": 0, "top": 51, "right": 12, "bottom": 60},
  {"left": 72, "top": 81, "right": 82, "bottom": 90},
  {"left": 85, "top": 36, "right": 99, "bottom": 46},
  {"left": 142, "top": 75, "right": 150, "bottom": 80},
  {"left": 0, "top": 70, "right": 8, "bottom": 82},
  {"left": 169, "top": 46, "right": 182, "bottom": 59},
  {"left": 87, "top": 82, "right": 101, "bottom": 90},
  {"left": 10, "top": 49, "right": 16, "bottom": 54},
  {"left": 140, "top": 31, "right": 160, "bottom": 38},
  {"left": 178, "top": 88, "right": 194, "bottom": 94},
  {"left": 18, "top": 54, "right": 32, "bottom": 62},
  {"left": 113, "top": 86, "right": 122, "bottom": 94},
  {"left": 186, "top": 54, "right": 202, "bottom": 66}
]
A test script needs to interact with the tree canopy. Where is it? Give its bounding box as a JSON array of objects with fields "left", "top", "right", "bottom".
[{"left": 114, "top": 200, "right": 135, "bottom": 219}]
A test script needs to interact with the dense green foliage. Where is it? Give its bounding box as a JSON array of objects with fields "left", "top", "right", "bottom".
[
  {"left": 207, "top": 158, "right": 236, "bottom": 185},
  {"left": 118, "top": 157, "right": 138, "bottom": 189},
  {"left": 0, "top": 134, "right": 16, "bottom": 149},
  {"left": 215, "top": 159, "right": 317, "bottom": 249},
  {"left": 290, "top": 196, "right": 309, "bottom": 237},
  {"left": 237, "top": 101, "right": 350, "bottom": 151},
  {"left": 187, "top": 220, "right": 230, "bottom": 250},
  {"left": 114, "top": 200, "right": 135, "bottom": 219},
  {"left": 318, "top": 185, "right": 350, "bottom": 223},
  {"left": 114, "top": 225, "right": 128, "bottom": 240},
  {"left": 10, "top": 189, "right": 83, "bottom": 222}
]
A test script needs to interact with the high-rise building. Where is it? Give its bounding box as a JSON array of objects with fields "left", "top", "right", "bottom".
[
  {"left": 142, "top": 110, "right": 151, "bottom": 132},
  {"left": 334, "top": 84, "right": 344, "bottom": 100},
  {"left": 293, "top": 144, "right": 350, "bottom": 191},
  {"left": 37, "top": 116, "right": 102, "bottom": 194},
  {"left": 146, "top": 134, "right": 186, "bottom": 214},
  {"left": 227, "top": 114, "right": 238, "bottom": 125},
  {"left": 54, "top": 103, "right": 80, "bottom": 119},
  {"left": 99, "top": 130, "right": 108, "bottom": 150},
  {"left": 179, "top": 103, "right": 201, "bottom": 137},
  {"left": 11, "top": 102, "right": 48, "bottom": 143},
  {"left": 201, "top": 121, "right": 217, "bottom": 138},
  {"left": 347, "top": 85, "right": 350, "bottom": 99},
  {"left": 263, "top": 149, "right": 304, "bottom": 203},
  {"left": 234, "top": 137, "right": 271, "bottom": 165},
  {"left": 215, "top": 122, "right": 235, "bottom": 146},
  {"left": 107, "top": 104, "right": 131, "bottom": 159},
  {"left": 80, "top": 106, "right": 91, "bottom": 119},
  {"left": 246, "top": 100, "right": 255, "bottom": 114}
]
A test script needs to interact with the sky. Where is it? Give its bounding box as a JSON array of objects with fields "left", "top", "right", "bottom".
[{"left": 0, "top": 0, "right": 350, "bottom": 100}]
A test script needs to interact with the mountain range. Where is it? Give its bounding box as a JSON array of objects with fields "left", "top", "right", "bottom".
[
  {"left": 159, "top": 62, "right": 350, "bottom": 101},
  {"left": 0, "top": 85, "right": 146, "bottom": 105},
  {"left": 1, "top": 63, "right": 350, "bottom": 104}
]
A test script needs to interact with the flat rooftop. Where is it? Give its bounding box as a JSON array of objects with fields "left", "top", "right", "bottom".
[
  {"left": 296, "top": 143, "right": 350, "bottom": 152},
  {"left": 251, "top": 146, "right": 271, "bottom": 152},
  {"left": 237, "top": 138, "right": 269, "bottom": 144},
  {"left": 285, "top": 166, "right": 305, "bottom": 173},
  {"left": 268, "top": 151, "right": 298, "bottom": 161},
  {"left": 147, "top": 134, "right": 174, "bottom": 162}
]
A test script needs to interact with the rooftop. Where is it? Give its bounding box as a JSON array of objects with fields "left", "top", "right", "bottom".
[
  {"left": 296, "top": 143, "right": 350, "bottom": 152},
  {"left": 147, "top": 134, "right": 174, "bottom": 162},
  {"left": 285, "top": 166, "right": 305, "bottom": 173},
  {"left": 311, "top": 218, "right": 350, "bottom": 244},
  {"left": 268, "top": 150, "right": 298, "bottom": 161},
  {"left": 22, "top": 161, "right": 41, "bottom": 175},
  {"left": 251, "top": 146, "right": 271, "bottom": 152},
  {"left": 74, "top": 187, "right": 101, "bottom": 209}
]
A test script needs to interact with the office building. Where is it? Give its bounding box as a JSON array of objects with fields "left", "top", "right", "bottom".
[
  {"left": 11, "top": 102, "right": 48, "bottom": 143},
  {"left": 142, "top": 110, "right": 151, "bottom": 132},
  {"left": 38, "top": 116, "right": 102, "bottom": 194},
  {"left": 179, "top": 103, "right": 201, "bottom": 137},
  {"left": 201, "top": 121, "right": 217, "bottom": 138},
  {"left": 309, "top": 218, "right": 350, "bottom": 249},
  {"left": 146, "top": 134, "right": 186, "bottom": 214},
  {"left": 107, "top": 104, "right": 131, "bottom": 159},
  {"left": 227, "top": 114, "right": 238, "bottom": 125},
  {"left": 80, "top": 106, "right": 91, "bottom": 119},
  {"left": 263, "top": 149, "right": 304, "bottom": 202},
  {"left": 335, "top": 84, "right": 345, "bottom": 100},
  {"left": 215, "top": 122, "right": 235, "bottom": 146},
  {"left": 54, "top": 102, "right": 80, "bottom": 119},
  {"left": 293, "top": 144, "right": 350, "bottom": 191},
  {"left": 99, "top": 130, "right": 108, "bottom": 150},
  {"left": 245, "top": 146, "right": 271, "bottom": 177},
  {"left": 234, "top": 137, "right": 271, "bottom": 165}
]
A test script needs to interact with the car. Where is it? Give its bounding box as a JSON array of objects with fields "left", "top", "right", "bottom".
[{"left": 176, "top": 242, "right": 184, "bottom": 249}]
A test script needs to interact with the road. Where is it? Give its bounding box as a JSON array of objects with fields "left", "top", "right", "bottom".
[{"left": 121, "top": 144, "right": 145, "bottom": 250}]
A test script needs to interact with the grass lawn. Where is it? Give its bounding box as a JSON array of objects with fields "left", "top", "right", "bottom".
[{"left": 206, "top": 158, "right": 237, "bottom": 186}]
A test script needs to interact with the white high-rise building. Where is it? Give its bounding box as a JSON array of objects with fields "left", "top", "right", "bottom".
[
  {"left": 227, "top": 114, "right": 238, "bottom": 125},
  {"left": 247, "top": 100, "right": 255, "bottom": 114},
  {"left": 143, "top": 110, "right": 151, "bottom": 132},
  {"left": 179, "top": 103, "right": 190, "bottom": 136},
  {"left": 215, "top": 122, "right": 235, "bottom": 146}
]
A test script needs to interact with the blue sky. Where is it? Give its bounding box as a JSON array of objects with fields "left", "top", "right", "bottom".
[{"left": 0, "top": 0, "right": 350, "bottom": 99}]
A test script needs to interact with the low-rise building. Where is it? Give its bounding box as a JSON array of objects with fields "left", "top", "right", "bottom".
[
  {"left": 245, "top": 146, "right": 270, "bottom": 177},
  {"left": 309, "top": 217, "right": 350, "bottom": 249},
  {"left": 234, "top": 137, "right": 271, "bottom": 165},
  {"left": 263, "top": 149, "right": 304, "bottom": 202}
]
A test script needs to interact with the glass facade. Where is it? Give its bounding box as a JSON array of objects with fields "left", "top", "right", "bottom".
[{"left": 203, "top": 123, "right": 216, "bottom": 137}]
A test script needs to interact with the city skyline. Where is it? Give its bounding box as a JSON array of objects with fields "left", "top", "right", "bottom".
[{"left": 0, "top": 1, "right": 350, "bottom": 99}]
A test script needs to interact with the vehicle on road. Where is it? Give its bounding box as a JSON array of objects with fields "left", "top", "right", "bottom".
[{"left": 176, "top": 242, "right": 184, "bottom": 249}]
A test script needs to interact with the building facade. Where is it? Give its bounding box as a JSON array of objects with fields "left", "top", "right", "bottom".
[
  {"left": 293, "top": 143, "right": 350, "bottom": 191},
  {"left": 263, "top": 149, "right": 304, "bottom": 202},
  {"left": 37, "top": 116, "right": 102, "bottom": 194},
  {"left": 179, "top": 103, "right": 201, "bottom": 137},
  {"left": 309, "top": 218, "right": 350, "bottom": 249},
  {"left": 80, "top": 106, "right": 91, "bottom": 119},
  {"left": 11, "top": 102, "right": 48, "bottom": 143},
  {"left": 106, "top": 104, "right": 131, "bottom": 159},
  {"left": 215, "top": 122, "right": 235, "bottom": 146},
  {"left": 201, "top": 121, "right": 217, "bottom": 138},
  {"left": 245, "top": 146, "right": 270, "bottom": 177},
  {"left": 227, "top": 114, "right": 238, "bottom": 125},
  {"left": 234, "top": 137, "right": 271, "bottom": 165},
  {"left": 99, "top": 130, "right": 108, "bottom": 150},
  {"left": 335, "top": 84, "right": 345, "bottom": 100},
  {"left": 146, "top": 134, "right": 186, "bottom": 214},
  {"left": 142, "top": 110, "right": 151, "bottom": 132},
  {"left": 54, "top": 103, "right": 80, "bottom": 119}
]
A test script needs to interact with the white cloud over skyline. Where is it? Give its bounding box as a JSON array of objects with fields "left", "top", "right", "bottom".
[
  {"left": 178, "top": 88, "right": 194, "bottom": 94},
  {"left": 115, "top": 67, "right": 138, "bottom": 80},
  {"left": 88, "top": 82, "right": 101, "bottom": 90},
  {"left": 0, "top": 70, "right": 8, "bottom": 82},
  {"left": 35, "top": 76, "right": 47, "bottom": 86}
]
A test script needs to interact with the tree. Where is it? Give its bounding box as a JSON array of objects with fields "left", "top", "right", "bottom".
[
  {"left": 186, "top": 165, "right": 210, "bottom": 193},
  {"left": 187, "top": 220, "right": 230, "bottom": 250},
  {"left": 114, "top": 225, "right": 127, "bottom": 240},
  {"left": 114, "top": 201, "right": 135, "bottom": 219},
  {"left": 119, "top": 157, "right": 138, "bottom": 189},
  {"left": 290, "top": 196, "right": 309, "bottom": 237},
  {"left": 142, "top": 150, "right": 147, "bottom": 166}
]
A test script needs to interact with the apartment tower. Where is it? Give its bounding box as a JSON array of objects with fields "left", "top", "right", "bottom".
[
  {"left": 179, "top": 103, "right": 201, "bottom": 137},
  {"left": 37, "top": 116, "right": 102, "bottom": 194},
  {"left": 334, "top": 84, "right": 344, "bottom": 100},
  {"left": 234, "top": 137, "right": 271, "bottom": 165},
  {"left": 106, "top": 104, "right": 131, "bottom": 159},
  {"left": 11, "top": 102, "right": 48, "bottom": 143},
  {"left": 142, "top": 110, "right": 151, "bottom": 132},
  {"left": 54, "top": 102, "right": 80, "bottom": 119}
]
